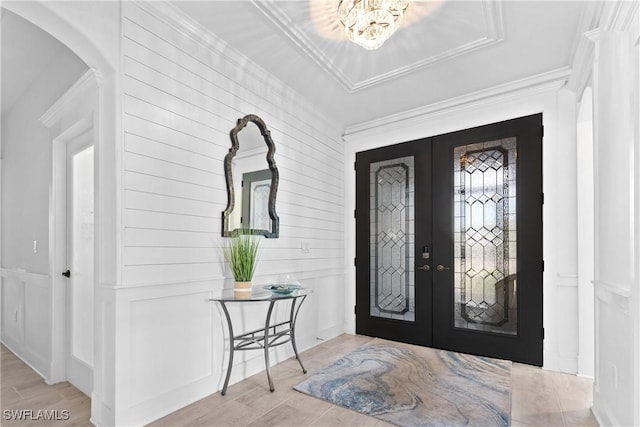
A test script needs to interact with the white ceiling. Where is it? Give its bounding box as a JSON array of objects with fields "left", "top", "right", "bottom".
[
  {"left": 1, "top": 9, "right": 68, "bottom": 116},
  {"left": 174, "top": 0, "right": 589, "bottom": 128}
]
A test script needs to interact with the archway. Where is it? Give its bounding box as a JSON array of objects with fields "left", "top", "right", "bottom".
[{"left": 1, "top": 2, "right": 118, "bottom": 425}]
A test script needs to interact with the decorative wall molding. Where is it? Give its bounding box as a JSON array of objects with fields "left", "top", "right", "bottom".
[
  {"left": 343, "top": 67, "right": 570, "bottom": 140},
  {"left": 39, "top": 68, "right": 102, "bottom": 128},
  {"left": 104, "top": 267, "right": 346, "bottom": 290},
  {"left": 556, "top": 272, "right": 579, "bottom": 288},
  {"left": 252, "top": 0, "right": 505, "bottom": 93},
  {"left": 0, "top": 268, "right": 49, "bottom": 280}
]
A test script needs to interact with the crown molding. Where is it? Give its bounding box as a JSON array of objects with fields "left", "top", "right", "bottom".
[
  {"left": 252, "top": 0, "right": 505, "bottom": 93},
  {"left": 39, "top": 68, "right": 102, "bottom": 128},
  {"left": 343, "top": 67, "right": 570, "bottom": 140},
  {"left": 566, "top": 29, "right": 600, "bottom": 94}
]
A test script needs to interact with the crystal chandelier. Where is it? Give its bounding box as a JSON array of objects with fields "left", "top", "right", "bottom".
[{"left": 337, "top": 0, "right": 410, "bottom": 50}]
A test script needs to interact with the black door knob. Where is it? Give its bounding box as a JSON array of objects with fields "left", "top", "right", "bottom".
[{"left": 62, "top": 270, "right": 71, "bottom": 278}]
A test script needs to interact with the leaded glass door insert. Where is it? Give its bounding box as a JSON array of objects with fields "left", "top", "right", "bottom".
[
  {"left": 370, "top": 157, "right": 415, "bottom": 322},
  {"left": 453, "top": 138, "right": 517, "bottom": 335}
]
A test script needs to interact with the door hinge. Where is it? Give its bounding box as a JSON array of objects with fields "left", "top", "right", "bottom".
[
  {"left": 354, "top": 257, "right": 357, "bottom": 266},
  {"left": 354, "top": 305, "right": 357, "bottom": 315},
  {"left": 354, "top": 161, "right": 357, "bottom": 170},
  {"left": 354, "top": 209, "right": 357, "bottom": 218},
  {"left": 542, "top": 260, "right": 545, "bottom": 272},
  {"left": 541, "top": 193, "right": 545, "bottom": 205},
  {"left": 541, "top": 125, "right": 544, "bottom": 138},
  {"left": 542, "top": 328, "right": 545, "bottom": 339}
]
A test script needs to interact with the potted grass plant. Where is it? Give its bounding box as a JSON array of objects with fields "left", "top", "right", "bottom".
[{"left": 222, "top": 231, "right": 261, "bottom": 293}]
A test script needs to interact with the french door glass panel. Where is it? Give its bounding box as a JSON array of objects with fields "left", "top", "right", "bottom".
[
  {"left": 453, "top": 138, "right": 517, "bottom": 335},
  {"left": 71, "top": 145, "right": 94, "bottom": 365},
  {"left": 369, "top": 156, "right": 415, "bottom": 322}
]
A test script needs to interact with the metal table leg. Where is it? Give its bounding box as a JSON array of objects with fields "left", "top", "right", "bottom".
[
  {"left": 219, "top": 301, "right": 234, "bottom": 396},
  {"left": 264, "top": 301, "right": 276, "bottom": 392},
  {"left": 290, "top": 295, "right": 307, "bottom": 373}
]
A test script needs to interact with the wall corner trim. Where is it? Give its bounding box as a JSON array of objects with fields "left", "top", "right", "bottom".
[{"left": 39, "top": 68, "right": 102, "bottom": 128}]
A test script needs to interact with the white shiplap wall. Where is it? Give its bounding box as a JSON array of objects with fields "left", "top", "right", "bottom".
[
  {"left": 122, "top": 2, "right": 344, "bottom": 285},
  {"left": 114, "top": 2, "right": 345, "bottom": 424}
]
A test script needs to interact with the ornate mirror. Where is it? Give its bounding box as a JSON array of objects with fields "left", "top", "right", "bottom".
[{"left": 222, "top": 114, "right": 279, "bottom": 238}]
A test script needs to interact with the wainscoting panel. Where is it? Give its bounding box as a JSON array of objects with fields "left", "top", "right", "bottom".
[
  {"left": 0, "top": 269, "right": 52, "bottom": 379},
  {"left": 593, "top": 281, "right": 634, "bottom": 427},
  {"left": 129, "top": 290, "right": 214, "bottom": 406}
]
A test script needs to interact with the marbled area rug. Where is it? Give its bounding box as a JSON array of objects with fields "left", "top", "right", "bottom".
[{"left": 294, "top": 339, "right": 511, "bottom": 426}]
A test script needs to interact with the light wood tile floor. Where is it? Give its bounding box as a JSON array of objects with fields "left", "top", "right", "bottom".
[
  {"left": 0, "top": 344, "right": 91, "bottom": 426},
  {"left": 2, "top": 335, "right": 598, "bottom": 426}
]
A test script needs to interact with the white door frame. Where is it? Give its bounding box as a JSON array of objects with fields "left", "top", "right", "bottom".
[
  {"left": 49, "top": 115, "right": 95, "bottom": 384},
  {"left": 41, "top": 70, "right": 101, "bottom": 386}
]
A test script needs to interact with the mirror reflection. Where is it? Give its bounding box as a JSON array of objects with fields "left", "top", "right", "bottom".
[{"left": 222, "top": 114, "right": 279, "bottom": 238}]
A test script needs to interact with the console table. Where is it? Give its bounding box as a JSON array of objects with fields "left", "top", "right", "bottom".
[{"left": 210, "top": 287, "right": 309, "bottom": 395}]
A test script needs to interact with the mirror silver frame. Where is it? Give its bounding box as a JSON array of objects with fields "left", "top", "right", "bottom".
[{"left": 222, "top": 114, "right": 279, "bottom": 238}]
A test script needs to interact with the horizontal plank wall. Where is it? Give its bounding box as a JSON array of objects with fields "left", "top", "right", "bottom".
[{"left": 116, "top": 2, "right": 345, "bottom": 425}]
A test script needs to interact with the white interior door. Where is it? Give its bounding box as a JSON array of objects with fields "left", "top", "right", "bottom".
[{"left": 65, "top": 131, "right": 94, "bottom": 396}]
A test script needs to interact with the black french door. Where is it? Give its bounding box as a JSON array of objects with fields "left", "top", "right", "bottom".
[{"left": 355, "top": 114, "right": 543, "bottom": 365}]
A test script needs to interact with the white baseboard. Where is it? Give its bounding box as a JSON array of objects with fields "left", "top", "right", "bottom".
[
  {"left": 557, "top": 356, "right": 578, "bottom": 374},
  {"left": 317, "top": 323, "right": 345, "bottom": 342},
  {"left": 122, "top": 375, "right": 219, "bottom": 427}
]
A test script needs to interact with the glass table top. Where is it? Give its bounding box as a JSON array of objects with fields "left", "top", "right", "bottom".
[{"left": 209, "top": 286, "right": 310, "bottom": 302}]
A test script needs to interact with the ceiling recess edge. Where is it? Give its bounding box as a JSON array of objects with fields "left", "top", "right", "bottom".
[{"left": 252, "top": 0, "right": 507, "bottom": 94}]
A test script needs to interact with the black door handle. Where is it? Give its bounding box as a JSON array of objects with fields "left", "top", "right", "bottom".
[{"left": 62, "top": 270, "right": 71, "bottom": 278}]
